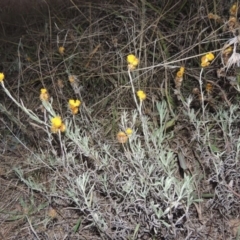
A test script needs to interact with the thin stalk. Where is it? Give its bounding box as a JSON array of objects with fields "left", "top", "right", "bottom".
[
  {"left": 199, "top": 68, "right": 205, "bottom": 121},
  {"left": 128, "top": 70, "right": 142, "bottom": 115}
]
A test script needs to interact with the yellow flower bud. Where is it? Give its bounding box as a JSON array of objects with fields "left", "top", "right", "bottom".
[
  {"left": 58, "top": 46, "right": 65, "bottom": 55},
  {"left": 117, "top": 131, "right": 128, "bottom": 144},
  {"left": 40, "top": 88, "right": 49, "bottom": 101},
  {"left": 0, "top": 72, "right": 5, "bottom": 82},
  {"left": 125, "top": 128, "right": 133, "bottom": 136},
  {"left": 68, "top": 75, "right": 76, "bottom": 83}
]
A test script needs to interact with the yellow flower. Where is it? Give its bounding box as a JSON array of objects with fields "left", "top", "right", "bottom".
[
  {"left": 205, "top": 53, "right": 215, "bottom": 61},
  {"left": 68, "top": 99, "right": 81, "bottom": 115},
  {"left": 127, "top": 54, "right": 139, "bottom": 70},
  {"left": 137, "top": 90, "right": 146, "bottom": 101},
  {"left": 201, "top": 56, "right": 210, "bottom": 67},
  {"left": 71, "top": 108, "right": 78, "bottom": 115},
  {"left": 127, "top": 54, "right": 139, "bottom": 66},
  {"left": 51, "top": 116, "right": 62, "bottom": 128},
  {"left": 175, "top": 67, "right": 185, "bottom": 89},
  {"left": 230, "top": 3, "right": 238, "bottom": 16},
  {"left": 68, "top": 75, "right": 76, "bottom": 83},
  {"left": 51, "top": 116, "right": 66, "bottom": 133},
  {"left": 58, "top": 46, "right": 65, "bottom": 55},
  {"left": 206, "top": 83, "right": 213, "bottom": 94},
  {"left": 201, "top": 53, "right": 215, "bottom": 67},
  {"left": 116, "top": 131, "right": 128, "bottom": 144},
  {"left": 40, "top": 88, "right": 49, "bottom": 101},
  {"left": 0, "top": 72, "right": 5, "bottom": 82},
  {"left": 125, "top": 128, "right": 133, "bottom": 136},
  {"left": 176, "top": 67, "right": 185, "bottom": 78},
  {"left": 69, "top": 99, "right": 81, "bottom": 107}
]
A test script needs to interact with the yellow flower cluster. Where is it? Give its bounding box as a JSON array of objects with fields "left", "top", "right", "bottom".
[
  {"left": 40, "top": 88, "right": 49, "bottom": 101},
  {"left": 137, "top": 90, "right": 146, "bottom": 101},
  {"left": 176, "top": 67, "right": 185, "bottom": 78},
  {"left": 201, "top": 52, "right": 215, "bottom": 67},
  {"left": 68, "top": 99, "right": 81, "bottom": 115},
  {"left": 0, "top": 72, "right": 5, "bottom": 82},
  {"left": 127, "top": 54, "right": 139, "bottom": 70},
  {"left": 51, "top": 116, "right": 66, "bottom": 133},
  {"left": 38, "top": 88, "right": 81, "bottom": 133},
  {"left": 175, "top": 67, "right": 185, "bottom": 89},
  {"left": 116, "top": 128, "right": 133, "bottom": 144}
]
